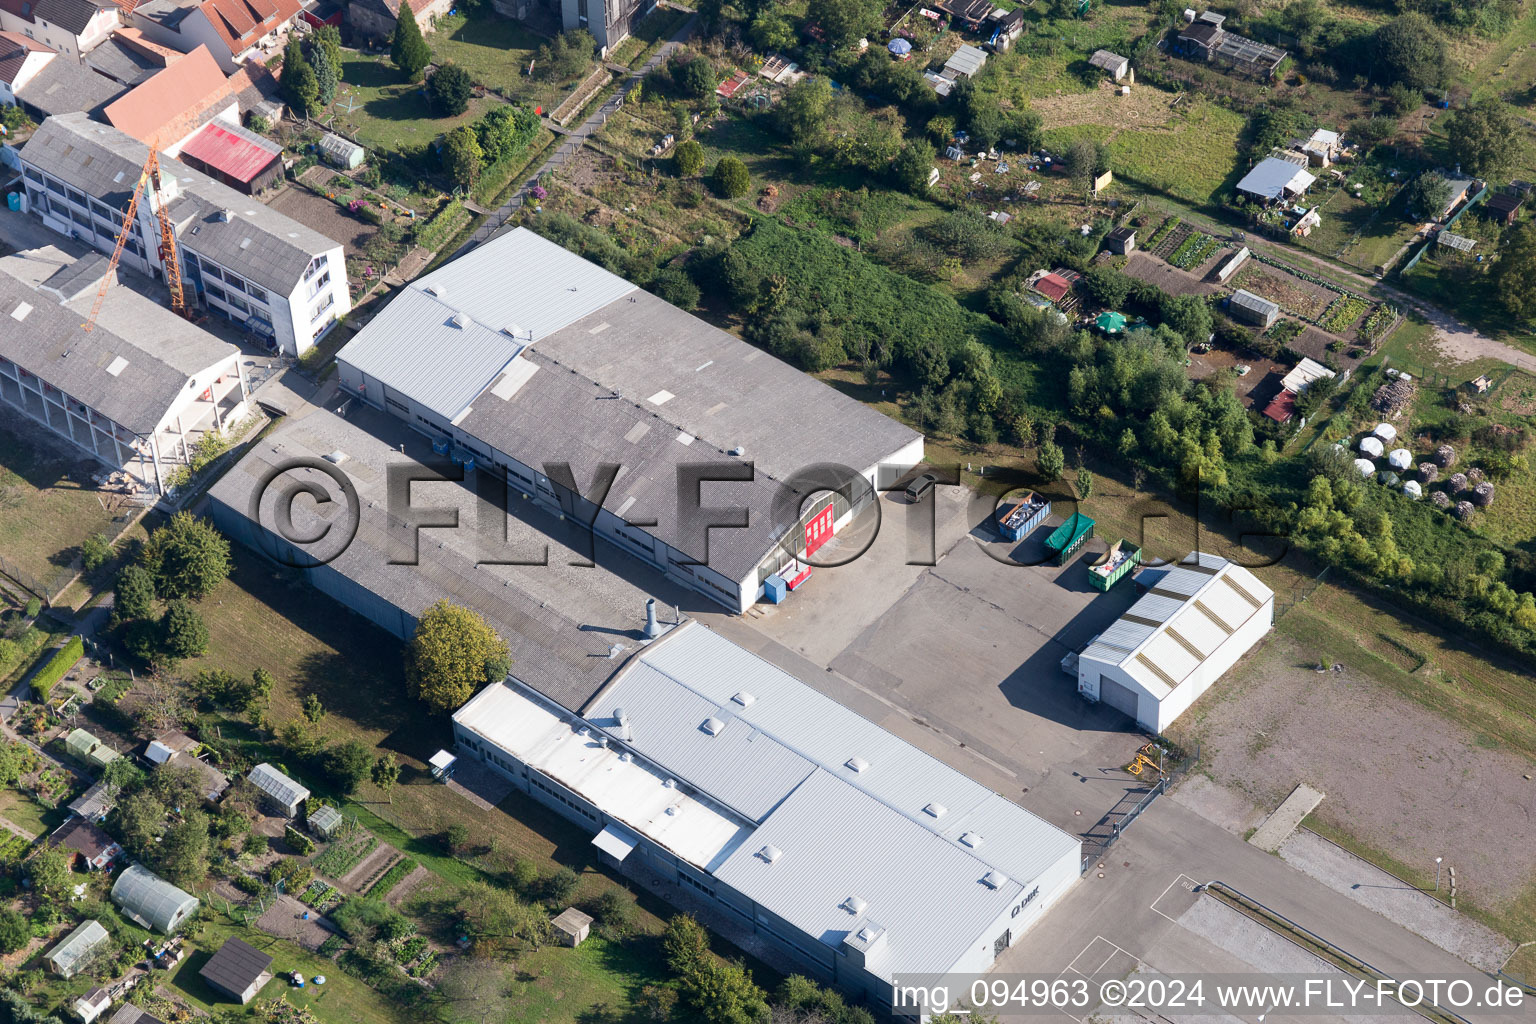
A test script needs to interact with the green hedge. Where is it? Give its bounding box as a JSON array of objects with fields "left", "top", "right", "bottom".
[
  {"left": 0, "top": 628, "right": 51, "bottom": 683},
  {"left": 31, "top": 634, "right": 82, "bottom": 701}
]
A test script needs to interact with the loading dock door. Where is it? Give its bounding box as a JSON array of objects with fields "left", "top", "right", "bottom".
[{"left": 1099, "top": 677, "right": 1141, "bottom": 720}]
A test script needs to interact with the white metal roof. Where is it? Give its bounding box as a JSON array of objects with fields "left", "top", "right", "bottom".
[
  {"left": 335, "top": 286, "right": 523, "bottom": 422},
  {"left": 1080, "top": 554, "right": 1274, "bottom": 699},
  {"left": 454, "top": 680, "right": 752, "bottom": 871},
  {"left": 1236, "top": 157, "right": 1315, "bottom": 200},
  {"left": 944, "top": 44, "right": 988, "bottom": 77},
  {"left": 145, "top": 741, "right": 175, "bottom": 765},
  {"left": 1280, "top": 357, "right": 1336, "bottom": 395},
  {"left": 711, "top": 771, "right": 1025, "bottom": 980},
  {"left": 599, "top": 623, "right": 1080, "bottom": 893}
]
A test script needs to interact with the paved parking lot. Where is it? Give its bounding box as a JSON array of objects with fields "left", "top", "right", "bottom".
[{"left": 702, "top": 484, "right": 1153, "bottom": 841}]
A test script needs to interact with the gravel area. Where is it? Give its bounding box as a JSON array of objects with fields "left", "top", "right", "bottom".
[{"left": 1170, "top": 630, "right": 1536, "bottom": 920}]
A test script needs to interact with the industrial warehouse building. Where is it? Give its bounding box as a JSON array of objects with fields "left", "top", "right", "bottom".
[
  {"left": 334, "top": 228, "right": 923, "bottom": 612},
  {"left": 207, "top": 402, "right": 715, "bottom": 711},
  {"left": 15, "top": 113, "right": 350, "bottom": 356},
  {"left": 0, "top": 244, "right": 248, "bottom": 498},
  {"left": 1076, "top": 552, "right": 1274, "bottom": 733},
  {"left": 453, "top": 622, "right": 1081, "bottom": 1016}
]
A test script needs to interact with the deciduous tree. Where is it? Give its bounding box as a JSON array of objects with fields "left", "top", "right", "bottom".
[
  {"left": 1493, "top": 220, "right": 1536, "bottom": 319},
  {"left": 1446, "top": 98, "right": 1526, "bottom": 179},
  {"left": 1369, "top": 14, "right": 1446, "bottom": 93},
  {"left": 408, "top": 601, "right": 510, "bottom": 712},
  {"left": 442, "top": 125, "right": 483, "bottom": 190}
]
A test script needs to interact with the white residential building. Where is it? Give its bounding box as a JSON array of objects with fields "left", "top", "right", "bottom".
[{"left": 16, "top": 112, "right": 349, "bottom": 356}]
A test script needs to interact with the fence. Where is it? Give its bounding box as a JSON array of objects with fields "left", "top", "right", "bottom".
[
  {"left": 1398, "top": 184, "right": 1490, "bottom": 277},
  {"left": 1079, "top": 739, "right": 1199, "bottom": 872}
]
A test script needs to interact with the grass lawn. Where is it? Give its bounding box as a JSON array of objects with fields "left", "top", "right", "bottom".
[
  {"left": 0, "top": 418, "right": 126, "bottom": 597},
  {"left": 1104, "top": 99, "right": 1248, "bottom": 205},
  {"left": 332, "top": 55, "right": 499, "bottom": 153},
  {"left": 0, "top": 788, "right": 64, "bottom": 838},
  {"left": 168, "top": 906, "right": 406, "bottom": 1024},
  {"left": 429, "top": 13, "right": 576, "bottom": 111},
  {"left": 503, "top": 936, "right": 671, "bottom": 1024}
]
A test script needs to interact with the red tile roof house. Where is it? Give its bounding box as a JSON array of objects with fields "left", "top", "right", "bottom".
[
  {"left": 103, "top": 44, "right": 237, "bottom": 153},
  {"left": 124, "top": 0, "right": 301, "bottom": 73},
  {"left": 0, "top": 28, "right": 53, "bottom": 105},
  {"left": 50, "top": 817, "right": 123, "bottom": 871}
]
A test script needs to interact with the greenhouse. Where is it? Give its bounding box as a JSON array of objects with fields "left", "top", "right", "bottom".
[
  {"left": 111, "top": 864, "right": 199, "bottom": 934},
  {"left": 248, "top": 764, "right": 310, "bottom": 818},
  {"left": 44, "top": 919, "right": 109, "bottom": 978}
]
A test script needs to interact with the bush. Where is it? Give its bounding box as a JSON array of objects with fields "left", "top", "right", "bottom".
[
  {"left": 270, "top": 856, "right": 312, "bottom": 891},
  {"left": 284, "top": 825, "right": 317, "bottom": 857},
  {"left": 31, "top": 634, "right": 82, "bottom": 701},
  {"left": 540, "top": 865, "right": 580, "bottom": 905},
  {"left": 427, "top": 63, "right": 475, "bottom": 116},
  {"left": 232, "top": 873, "right": 263, "bottom": 895},
  {"left": 23, "top": 599, "right": 41, "bottom": 619},
  {"left": 649, "top": 267, "right": 701, "bottom": 309},
  {"left": 710, "top": 156, "right": 750, "bottom": 198},
  {"left": 80, "top": 534, "right": 112, "bottom": 572},
  {"left": 673, "top": 139, "right": 705, "bottom": 176}
]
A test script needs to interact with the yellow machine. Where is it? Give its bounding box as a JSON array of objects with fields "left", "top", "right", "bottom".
[{"left": 1125, "top": 744, "right": 1167, "bottom": 777}]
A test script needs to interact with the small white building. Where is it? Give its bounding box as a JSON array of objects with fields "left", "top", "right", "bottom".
[
  {"left": 74, "top": 987, "right": 112, "bottom": 1024},
  {"left": 1077, "top": 553, "right": 1274, "bottom": 734}
]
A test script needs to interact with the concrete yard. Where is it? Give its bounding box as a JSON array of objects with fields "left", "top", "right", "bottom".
[{"left": 707, "top": 485, "right": 1153, "bottom": 843}]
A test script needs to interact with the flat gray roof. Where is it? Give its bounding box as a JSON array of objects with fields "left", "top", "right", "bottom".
[
  {"left": 338, "top": 228, "right": 921, "bottom": 581},
  {"left": 206, "top": 401, "right": 706, "bottom": 711},
  {"left": 0, "top": 247, "right": 236, "bottom": 433}
]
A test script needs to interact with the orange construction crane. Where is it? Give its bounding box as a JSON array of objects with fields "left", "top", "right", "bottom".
[{"left": 81, "top": 145, "right": 188, "bottom": 332}]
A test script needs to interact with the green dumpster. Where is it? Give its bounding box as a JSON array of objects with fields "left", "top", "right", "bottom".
[
  {"left": 1087, "top": 539, "right": 1141, "bottom": 591},
  {"left": 1044, "top": 513, "right": 1095, "bottom": 566}
]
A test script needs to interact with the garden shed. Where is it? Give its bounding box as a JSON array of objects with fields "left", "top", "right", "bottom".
[
  {"left": 318, "top": 132, "right": 365, "bottom": 170},
  {"left": 44, "top": 920, "right": 110, "bottom": 978},
  {"left": 199, "top": 937, "right": 274, "bottom": 1004},
  {"left": 247, "top": 763, "right": 310, "bottom": 817},
  {"left": 1228, "top": 289, "right": 1279, "bottom": 328},
  {"left": 552, "top": 908, "right": 593, "bottom": 947},
  {"left": 111, "top": 864, "right": 199, "bottom": 933}
]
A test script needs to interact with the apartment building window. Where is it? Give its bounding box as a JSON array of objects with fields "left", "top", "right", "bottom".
[
  {"left": 226, "top": 276, "right": 246, "bottom": 295},
  {"left": 202, "top": 264, "right": 223, "bottom": 281},
  {"left": 307, "top": 270, "right": 330, "bottom": 299},
  {"left": 23, "top": 168, "right": 41, "bottom": 185},
  {"left": 66, "top": 188, "right": 85, "bottom": 207},
  {"left": 45, "top": 177, "right": 64, "bottom": 198},
  {"left": 312, "top": 291, "right": 334, "bottom": 322},
  {"left": 303, "top": 253, "right": 328, "bottom": 281},
  {"left": 205, "top": 284, "right": 226, "bottom": 303}
]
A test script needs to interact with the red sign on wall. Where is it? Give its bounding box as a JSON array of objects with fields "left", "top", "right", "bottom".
[{"left": 804, "top": 504, "right": 834, "bottom": 558}]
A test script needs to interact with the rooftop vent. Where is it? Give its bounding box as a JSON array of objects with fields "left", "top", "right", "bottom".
[
  {"left": 218, "top": 209, "right": 232, "bottom": 222},
  {"left": 619, "top": 752, "right": 633, "bottom": 763},
  {"left": 426, "top": 283, "right": 446, "bottom": 298},
  {"left": 665, "top": 806, "right": 676, "bottom": 816},
  {"left": 731, "top": 691, "right": 755, "bottom": 707},
  {"left": 614, "top": 708, "right": 628, "bottom": 725},
  {"left": 450, "top": 313, "right": 467, "bottom": 328},
  {"left": 701, "top": 717, "right": 725, "bottom": 737},
  {"left": 663, "top": 779, "right": 676, "bottom": 790},
  {"left": 323, "top": 450, "right": 348, "bottom": 464},
  {"left": 10, "top": 302, "right": 32, "bottom": 322},
  {"left": 728, "top": 446, "right": 745, "bottom": 457},
  {"left": 844, "top": 756, "right": 869, "bottom": 774},
  {"left": 857, "top": 926, "right": 879, "bottom": 942},
  {"left": 959, "top": 832, "right": 983, "bottom": 848},
  {"left": 981, "top": 870, "right": 1007, "bottom": 889},
  {"left": 841, "top": 896, "right": 868, "bottom": 916},
  {"left": 923, "top": 802, "right": 947, "bottom": 819},
  {"left": 577, "top": 727, "right": 590, "bottom": 738},
  {"left": 757, "top": 845, "right": 782, "bottom": 863}
]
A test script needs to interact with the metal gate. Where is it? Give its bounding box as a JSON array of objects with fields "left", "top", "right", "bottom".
[{"left": 1099, "top": 677, "right": 1140, "bottom": 720}]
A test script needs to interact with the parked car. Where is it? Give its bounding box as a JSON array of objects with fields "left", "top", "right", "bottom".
[{"left": 905, "top": 472, "right": 941, "bottom": 503}]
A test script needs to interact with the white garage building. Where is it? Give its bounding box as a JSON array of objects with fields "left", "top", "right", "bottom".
[
  {"left": 1076, "top": 552, "right": 1273, "bottom": 734},
  {"left": 334, "top": 228, "right": 924, "bottom": 613},
  {"left": 453, "top": 622, "right": 1081, "bottom": 1017}
]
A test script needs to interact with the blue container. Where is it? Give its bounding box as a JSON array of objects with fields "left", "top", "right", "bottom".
[
  {"left": 432, "top": 439, "right": 450, "bottom": 455},
  {"left": 6, "top": 192, "right": 19, "bottom": 212},
  {"left": 763, "top": 575, "right": 787, "bottom": 604},
  {"left": 997, "top": 494, "right": 1051, "bottom": 542}
]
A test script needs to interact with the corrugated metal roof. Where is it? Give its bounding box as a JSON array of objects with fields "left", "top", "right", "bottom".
[
  {"left": 1235, "top": 157, "right": 1314, "bottom": 200},
  {"left": 587, "top": 660, "right": 817, "bottom": 822},
  {"left": 1082, "top": 554, "right": 1273, "bottom": 697},
  {"left": 336, "top": 287, "right": 521, "bottom": 420},
  {"left": 413, "top": 227, "right": 636, "bottom": 343},
  {"left": 712, "top": 771, "right": 1025, "bottom": 979}
]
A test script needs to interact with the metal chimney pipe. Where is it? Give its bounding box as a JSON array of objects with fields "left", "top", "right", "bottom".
[{"left": 643, "top": 598, "right": 661, "bottom": 639}]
